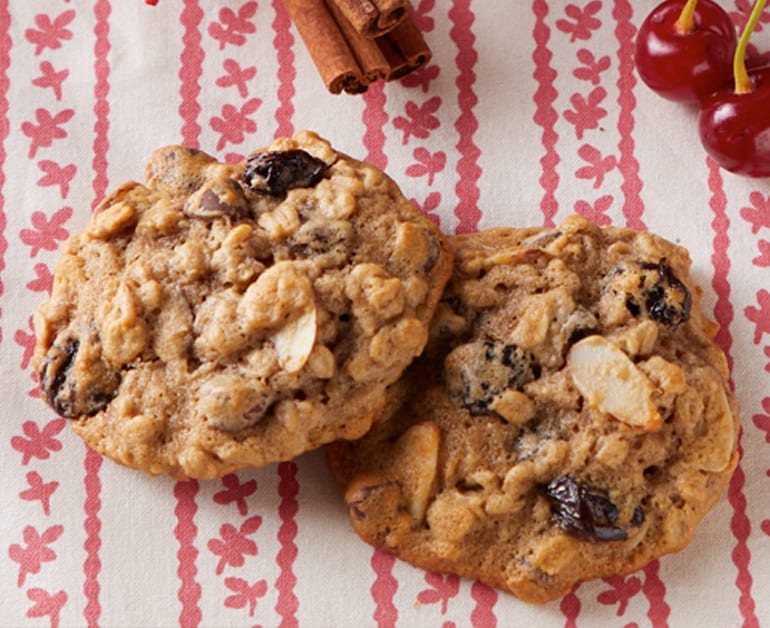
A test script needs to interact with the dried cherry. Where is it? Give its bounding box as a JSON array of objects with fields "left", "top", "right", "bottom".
[
  {"left": 545, "top": 475, "right": 628, "bottom": 542},
  {"left": 242, "top": 149, "right": 327, "bottom": 196}
]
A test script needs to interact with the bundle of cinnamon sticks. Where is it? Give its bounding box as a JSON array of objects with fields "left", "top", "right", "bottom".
[{"left": 282, "top": 0, "right": 431, "bottom": 94}]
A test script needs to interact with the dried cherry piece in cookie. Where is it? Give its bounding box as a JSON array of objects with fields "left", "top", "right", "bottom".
[
  {"left": 242, "top": 149, "right": 327, "bottom": 196},
  {"left": 444, "top": 340, "right": 540, "bottom": 415},
  {"left": 40, "top": 337, "right": 119, "bottom": 418},
  {"left": 545, "top": 475, "right": 627, "bottom": 542}
]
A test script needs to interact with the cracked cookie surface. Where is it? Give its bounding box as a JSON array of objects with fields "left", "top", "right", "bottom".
[
  {"left": 32, "top": 131, "right": 452, "bottom": 479},
  {"left": 327, "top": 215, "right": 739, "bottom": 603}
]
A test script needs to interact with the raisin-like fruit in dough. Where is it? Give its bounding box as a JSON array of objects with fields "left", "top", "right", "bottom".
[
  {"left": 604, "top": 261, "right": 692, "bottom": 327},
  {"left": 40, "top": 338, "right": 119, "bottom": 418},
  {"left": 545, "top": 475, "right": 628, "bottom": 542},
  {"left": 242, "top": 149, "right": 327, "bottom": 196},
  {"left": 639, "top": 262, "right": 691, "bottom": 326},
  {"left": 445, "top": 340, "right": 540, "bottom": 415}
]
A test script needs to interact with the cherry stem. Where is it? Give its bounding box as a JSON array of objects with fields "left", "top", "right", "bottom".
[
  {"left": 675, "top": 0, "right": 699, "bottom": 34},
  {"left": 734, "top": 0, "right": 767, "bottom": 94}
]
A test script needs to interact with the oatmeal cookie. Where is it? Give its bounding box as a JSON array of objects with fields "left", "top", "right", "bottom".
[
  {"left": 32, "top": 131, "right": 452, "bottom": 479},
  {"left": 327, "top": 215, "right": 739, "bottom": 603}
]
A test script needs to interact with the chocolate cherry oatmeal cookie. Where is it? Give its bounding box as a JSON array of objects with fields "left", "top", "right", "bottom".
[
  {"left": 327, "top": 215, "right": 739, "bottom": 603},
  {"left": 32, "top": 131, "right": 452, "bottom": 479}
]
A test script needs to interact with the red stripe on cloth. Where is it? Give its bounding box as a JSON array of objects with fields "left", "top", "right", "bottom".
[
  {"left": 175, "top": 5, "right": 203, "bottom": 624},
  {"left": 174, "top": 480, "right": 202, "bottom": 628},
  {"left": 706, "top": 158, "right": 759, "bottom": 627},
  {"left": 362, "top": 82, "right": 388, "bottom": 169},
  {"left": 179, "top": 0, "right": 204, "bottom": 148},
  {"left": 448, "top": 0, "right": 481, "bottom": 234},
  {"left": 0, "top": 0, "right": 9, "bottom": 318},
  {"left": 470, "top": 580, "right": 497, "bottom": 627},
  {"left": 642, "top": 561, "right": 670, "bottom": 626},
  {"left": 272, "top": 6, "right": 300, "bottom": 623},
  {"left": 531, "top": 0, "right": 559, "bottom": 228},
  {"left": 91, "top": 0, "right": 111, "bottom": 209},
  {"left": 275, "top": 461, "right": 299, "bottom": 627},
  {"left": 371, "top": 549, "right": 398, "bottom": 627},
  {"left": 83, "top": 448, "right": 103, "bottom": 628},
  {"left": 612, "top": 0, "right": 645, "bottom": 231},
  {"left": 271, "top": 0, "right": 295, "bottom": 139},
  {"left": 360, "top": 83, "right": 396, "bottom": 625},
  {"left": 82, "top": 3, "right": 112, "bottom": 623}
]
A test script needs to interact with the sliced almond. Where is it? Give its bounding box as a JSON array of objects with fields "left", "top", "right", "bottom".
[
  {"left": 390, "top": 421, "right": 441, "bottom": 521},
  {"left": 567, "top": 335, "right": 661, "bottom": 431},
  {"left": 270, "top": 304, "right": 318, "bottom": 374}
]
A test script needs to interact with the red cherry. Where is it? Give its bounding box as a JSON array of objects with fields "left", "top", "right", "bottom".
[
  {"left": 698, "top": 66, "right": 770, "bottom": 177},
  {"left": 634, "top": 0, "right": 737, "bottom": 103}
]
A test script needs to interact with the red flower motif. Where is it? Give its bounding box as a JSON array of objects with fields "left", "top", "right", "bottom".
[
  {"left": 406, "top": 147, "right": 446, "bottom": 185},
  {"left": 37, "top": 159, "right": 77, "bottom": 199},
  {"left": 8, "top": 524, "right": 64, "bottom": 586},
  {"left": 393, "top": 97, "right": 442, "bottom": 145},
  {"left": 400, "top": 64, "right": 440, "bottom": 93},
  {"left": 761, "top": 519, "right": 770, "bottom": 537},
  {"left": 14, "top": 316, "right": 37, "bottom": 370},
  {"left": 563, "top": 86, "right": 607, "bottom": 140},
  {"left": 21, "top": 108, "right": 75, "bottom": 159},
  {"left": 26, "top": 588, "right": 67, "bottom": 628},
  {"left": 417, "top": 572, "right": 460, "bottom": 614},
  {"left": 752, "top": 397, "right": 770, "bottom": 443},
  {"left": 37, "top": 160, "right": 77, "bottom": 199},
  {"left": 19, "top": 206, "right": 73, "bottom": 258},
  {"left": 730, "top": 0, "right": 770, "bottom": 32},
  {"left": 27, "top": 263, "right": 55, "bottom": 294},
  {"left": 216, "top": 59, "right": 257, "bottom": 98},
  {"left": 208, "top": 2, "right": 258, "bottom": 50},
  {"left": 410, "top": 0, "right": 436, "bottom": 32},
  {"left": 740, "top": 191, "right": 770, "bottom": 234},
  {"left": 11, "top": 419, "right": 67, "bottom": 465},
  {"left": 745, "top": 289, "right": 770, "bottom": 344},
  {"left": 575, "top": 144, "right": 616, "bottom": 188},
  {"left": 556, "top": 1, "right": 603, "bottom": 42},
  {"left": 224, "top": 576, "right": 268, "bottom": 616},
  {"left": 32, "top": 61, "right": 69, "bottom": 101},
  {"left": 765, "top": 345, "right": 770, "bottom": 374},
  {"left": 20, "top": 471, "right": 59, "bottom": 516},
  {"left": 214, "top": 474, "right": 257, "bottom": 516},
  {"left": 210, "top": 98, "right": 262, "bottom": 151},
  {"left": 573, "top": 48, "right": 611, "bottom": 85},
  {"left": 207, "top": 515, "right": 262, "bottom": 575},
  {"left": 754, "top": 239, "right": 770, "bottom": 267},
  {"left": 597, "top": 575, "right": 642, "bottom": 615},
  {"left": 574, "top": 194, "right": 613, "bottom": 226},
  {"left": 25, "top": 10, "right": 76, "bottom": 55}
]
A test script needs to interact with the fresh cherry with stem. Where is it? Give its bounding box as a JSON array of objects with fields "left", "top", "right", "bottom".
[
  {"left": 635, "top": 0, "right": 737, "bottom": 103},
  {"left": 699, "top": 0, "right": 770, "bottom": 177}
]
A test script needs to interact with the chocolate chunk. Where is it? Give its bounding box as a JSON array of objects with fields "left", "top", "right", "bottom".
[
  {"left": 183, "top": 179, "right": 249, "bottom": 220},
  {"left": 242, "top": 149, "right": 327, "bottom": 196},
  {"left": 545, "top": 475, "right": 628, "bottom": 542}
]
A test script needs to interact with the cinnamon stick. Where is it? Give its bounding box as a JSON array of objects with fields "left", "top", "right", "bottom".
[
  {"left": 326, "top": 0, "right": 390, "bottom": 85},
  {"left": 378, "top": 15, "right": 431, "bottom": 80},
  {"left": 281, "top": 0, "right": 360, "bottom": 93},
  {"left": 281, "top": 0, "right": 430, "bottom": 94},
  {"left": 332, "top": 0, "right": 408, "bottom": 38}
]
